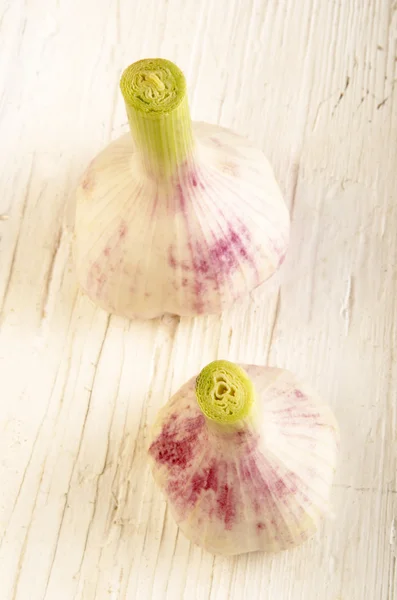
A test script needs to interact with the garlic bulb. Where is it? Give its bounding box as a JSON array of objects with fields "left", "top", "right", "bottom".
[
  {"left": 149, "top": 360, "right": 339, "bottom": 555},
  {"left": 74, "top": 59, "right": 289, "bottom": 318}
]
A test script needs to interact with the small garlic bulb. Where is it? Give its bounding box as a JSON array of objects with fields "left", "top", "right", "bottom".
[
  {"left": 74, "top": 59, "right": 289, "bottom": 318},
  {"left": 149, "top": 360, "right": 339, "bottom": 556}
]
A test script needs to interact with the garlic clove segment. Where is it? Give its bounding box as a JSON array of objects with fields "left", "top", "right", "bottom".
[
  {"left": 74, "top": 58, "right": 289, "bottom": 319},
  {"left": 148, "top": 361, "right": 339, "bottom": 556}
]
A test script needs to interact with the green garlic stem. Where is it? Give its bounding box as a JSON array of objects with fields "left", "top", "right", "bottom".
[
  {"left": 120, "top": 58, "right": 195, "bottom": 178},
  {"left": 195, "top": 360, "right": 255, "bottom": 424}
]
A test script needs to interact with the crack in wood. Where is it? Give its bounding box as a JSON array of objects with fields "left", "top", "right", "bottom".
[
  {"left": 0, "top": 158, "right": 35, "bottom": 318},
  {"left": 332, "top": 75, "right": 351, "bottom": 116},
  {"left": 40, "top": 226, "right": 63, "bottom": 321},
  {"left": 265, "top": 289, "right": 281, "bottom": 364}
]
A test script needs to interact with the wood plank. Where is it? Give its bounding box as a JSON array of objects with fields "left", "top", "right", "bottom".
[{"left": 0, "top": 0, "right": 396, "bottom": 598}]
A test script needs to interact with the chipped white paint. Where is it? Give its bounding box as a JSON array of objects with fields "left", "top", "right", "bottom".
[
  {"left": 340, "top": 276, "right": 353, "bottom": 336},
  {"left": 0, "top": 0, "right": 396, "bottom": 599}
]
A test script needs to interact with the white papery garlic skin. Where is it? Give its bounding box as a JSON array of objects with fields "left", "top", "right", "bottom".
[
  {"left": 148, "top": 361, "right": 339, "bottom": 556},
  {"left": 74, "top": 59, "right": 289, "bottom": 319}
]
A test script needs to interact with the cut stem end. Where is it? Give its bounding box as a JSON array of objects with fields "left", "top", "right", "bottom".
[
  {"left": 120, "top": 58, "right": 187, "bottom": 117},
  {"left": 195, "top": 361, "right": 255, "bottom": 424}
]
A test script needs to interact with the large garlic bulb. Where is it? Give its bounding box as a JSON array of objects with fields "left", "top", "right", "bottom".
[
  {"left": 74, "top": 59, "right": 289, "bottom": 318},
  {"left": 149, "top": 360, "right": 339, "bottom": 555}
]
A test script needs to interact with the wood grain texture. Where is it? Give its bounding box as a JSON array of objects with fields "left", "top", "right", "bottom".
[{"left": 0, "top": 0, "right": 396, "bottom": 598}]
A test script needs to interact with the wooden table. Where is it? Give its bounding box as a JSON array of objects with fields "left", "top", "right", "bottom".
[{"left": 0, "top": 0, "right": 396, "bottom": 598}]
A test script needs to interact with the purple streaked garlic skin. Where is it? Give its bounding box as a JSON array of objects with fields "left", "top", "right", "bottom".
[
  {"left": 74, "top": 123, "right": 289, "bottom": 318},
  {"left": 148, "top": 362, "right": 339, "bottom": 556}
]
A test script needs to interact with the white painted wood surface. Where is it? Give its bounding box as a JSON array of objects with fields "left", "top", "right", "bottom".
[{"left": 0, "top": 0, "right": 396, "bottom": 598}]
